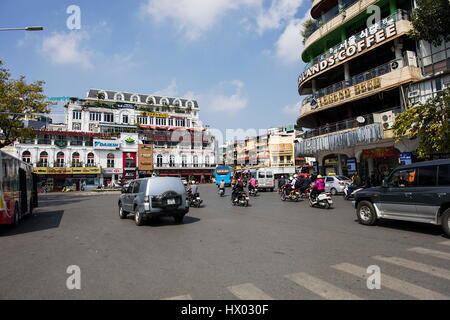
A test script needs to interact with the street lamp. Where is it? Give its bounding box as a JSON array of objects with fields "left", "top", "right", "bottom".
[{"left": 0, "top": 26, "right": 43, "bottom": 31}]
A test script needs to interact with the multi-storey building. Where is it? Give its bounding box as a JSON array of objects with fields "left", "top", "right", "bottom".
[
  {"left": 295, "top": 0, "right": 426, "bottom": 179},
  {"left": 14, "top": 88, "right": 216, "bottom": 191}
]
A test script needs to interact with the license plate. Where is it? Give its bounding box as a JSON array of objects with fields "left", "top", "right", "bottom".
[{"left": 167, "top": 198, "right": 176, "bottom": 205}]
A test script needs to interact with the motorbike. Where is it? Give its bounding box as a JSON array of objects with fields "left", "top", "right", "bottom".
[
  {"left": 280, "top": 188, "right": 301, "bottom": 202},
  {"left": 218, "top": 188, "right": 225, "bottom": 197},
  {"left": 232, "top": 191, "right": 249, "bottom": 207},
  {"left": 188, "top": 192, "right": 203, "bottom": 208},
  {"left": 309, "top": 191, "right": 333, "bottom": 209},
  {"left": 300, "top": 187, "right": 311, "bottom": 198},
  {"left": 343, "top": 185, "right": 364, "bottom": 200},
  {"left": 249, "top": 186, "right": 258, "bottom": 197}
]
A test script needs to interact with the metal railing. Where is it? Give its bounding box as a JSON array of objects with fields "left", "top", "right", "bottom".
[
  {"left": 303, "top": 10, "right": 410, "bottom": 70},
  {"left": 302, "top": 58, "right": 403, "bottom": 106}
]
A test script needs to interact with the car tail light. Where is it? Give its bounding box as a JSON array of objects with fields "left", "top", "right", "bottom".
[
  {"left": 326, "top": 193, "right": 331, "bottom": 196},
  {"left": 339, "top": 182, "right": 344, "bottom": 185}
]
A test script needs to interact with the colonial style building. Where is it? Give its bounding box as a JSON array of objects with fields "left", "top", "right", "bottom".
[
  {"left": 295, "top": 0, "right": 428, "bottom": 179},
  {"left": 14, "top": 88, "right": 216, "bottom": 191}
]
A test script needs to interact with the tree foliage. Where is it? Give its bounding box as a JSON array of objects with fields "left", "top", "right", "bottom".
[
  {"left": 409, "top": 0, "right": 450, "bottom": 46},
  {"left": 392, "top": 88, "right": 450, "bottom": 159},
  {"left": 301, "top": 19, "right": 315, "bottom": 43},
  {"left": 0, "top": 61, "right": 50, "bottom": 148}
]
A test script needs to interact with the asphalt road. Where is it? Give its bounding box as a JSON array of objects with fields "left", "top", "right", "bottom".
[{"left": 1, "top": 185, "right": 449, "bottom": 300}]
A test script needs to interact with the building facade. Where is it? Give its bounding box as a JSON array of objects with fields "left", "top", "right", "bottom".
[
  {"left": 294, "top": 0, "right": 448, "bottom": 180},
  {"left": 14, "top": 88, "right": 216, "bottom": 191}
]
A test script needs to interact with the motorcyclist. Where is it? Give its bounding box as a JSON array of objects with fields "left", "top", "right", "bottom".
[
  {"left": 218, "top": 179, "right": 226, "bottom": 195},
  {"left": 310, "top": 175, "right": 325, "bottom": 200},
  {"left": 300, "top": 175, "right": 311, "bottom": 194},
  {"left": 188, "top": 181, "right": 199, "bottom": 200},
  {"left": 249, "top": 176, "right": 257, "bottom": 192},
  {"left": 278, "top": 176, "right": 285, "bottom": 190},
  {"left": 232, "top": 178, "right": 244, "bottom": 201}
]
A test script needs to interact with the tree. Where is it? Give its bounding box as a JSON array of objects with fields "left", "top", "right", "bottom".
[
  {"left": 0, "top": 61, "right": 50, "bottom": 148},
  {"left": 301, "top": 19, "right": 315, "bottom": 43},
  {"left": 392, "top": 88, "right": 450, "bottom": 159},
  {"left": 409, "top": 0, "right": 450, "bottom": 46}
]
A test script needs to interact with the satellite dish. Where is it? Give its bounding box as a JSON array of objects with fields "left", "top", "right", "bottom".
[{"left": 356, "top": 116, "right": 365, "bottom": 123}]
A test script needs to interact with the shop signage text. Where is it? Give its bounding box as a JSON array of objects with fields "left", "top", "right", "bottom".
[
  {"left": 140, "top": 112, "right": 169, "bottom": 118},
  {"left": 299, "top": 24, "right": 397, "bottom": 85},
  {"left": 316, "top": 78, "right": 381, "bottom": 108},
  {"left": 33, "top": 167, "right": 101, "bottom": 175},
  {"left": 94, "top": 139, "right": 120, "bottom": 149}
]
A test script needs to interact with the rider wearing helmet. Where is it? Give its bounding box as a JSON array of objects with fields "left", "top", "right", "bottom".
[{"left": 310, "top": 175, "right": 325, "bottom": 200}]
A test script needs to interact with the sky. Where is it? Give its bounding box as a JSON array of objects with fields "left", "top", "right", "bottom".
[{"left": 0, "top": 0, "right": 310, "bottom": 134}]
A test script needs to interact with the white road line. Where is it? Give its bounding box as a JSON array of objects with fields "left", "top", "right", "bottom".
[
  {"left": 437, "top": 240, "right": 450, "bottom": 247},
  {"left": 332, "top": 263, "right": 449, "bottom": 300},
  {"left": 285, "top": 272, "right": 362, "bottom": 300},
  {"left": 227, "top": 283, "right": 274, "bottom": 300},
  {"left": 373, "top": 255, "right": 450, "bottom": 281},
  {"left": 161, "top": 294, "right": 193, "bottom": 300},
  {"left": 409, "top": 247, "right": 450, "bottom": 261}
]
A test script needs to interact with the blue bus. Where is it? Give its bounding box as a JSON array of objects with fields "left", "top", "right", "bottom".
[{"left": 214, "top": 166, "right": 232, "bottom": 186}]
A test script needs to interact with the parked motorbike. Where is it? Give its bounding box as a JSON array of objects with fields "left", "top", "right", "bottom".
[
  {"left": 309, "top": 192, "right": 333, "bottom": 209},
  {"left": 280, "top": 188, "right": 300, "bottom": 202},
  {"left": 343, "top": 185, "right": 364, "bottom": 200},
  {"left": 188, "top": 192, "right": 203, "bottom": 208},
  {"left": 232, "top": 191, "right": 249, "bottom": 207}
]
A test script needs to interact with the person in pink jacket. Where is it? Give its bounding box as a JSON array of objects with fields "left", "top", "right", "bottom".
[{"left": 311, "top": 175, "right": 325, "bottom": 200}]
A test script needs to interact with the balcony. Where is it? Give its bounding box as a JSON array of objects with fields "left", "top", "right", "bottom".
[
  {"left": 302, "top": 10, "right": 410, "bottom": 73},
  {"left": 299, "top": 59, "right": 422, "bottom": 120},
  {"left": 296, "top": 123, "right": 384, "bottom": 155},
  {"left": 154, "top": 163, "right": 215, "bottom": 169}
]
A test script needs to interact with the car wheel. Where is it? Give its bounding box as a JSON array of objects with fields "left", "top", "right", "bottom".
[
  {"left": 280, "top": 193, "right": 286, "bottom": 201},
  {"left": 174, "top": 214, "right": 184, "bottom": 224},
  {"left": 356, "top": 201, "right": 377, "bottom": 225},
  {"left": 442, "top": 209, "right": 450, "bottom": 237},
  {"left": 330, "top": 188, "right": 337, "bottom": 195},
  {"left": 134, "top": 208, "right": 144, "bottom": 226},
  {"left": 118, "top": 203, "right": 128, "bottom": 219}
]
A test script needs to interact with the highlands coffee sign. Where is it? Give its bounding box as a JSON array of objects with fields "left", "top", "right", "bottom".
[{"left": 299, "top": 24, "right": 397, "bottom": 85}]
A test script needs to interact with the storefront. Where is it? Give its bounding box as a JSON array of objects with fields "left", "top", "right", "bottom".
[
  {"left": 34, "top": 167, "right": 101, "bottom": 191},
  {"left": 102, "top": 168, "right": 123, "bottom": 187},
  {"left": 322, "top": 154, "right": 349, "bottom": 176},
  {"left": 359, "top": 147, "right": 400, "bottom": 185}
]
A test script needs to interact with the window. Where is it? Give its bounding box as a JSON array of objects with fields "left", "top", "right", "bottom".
[
  {"left": 168, "top": 118, "right": 174, "bottom": 126},
  {"left": 266, "top": 172, "right": 273, "bottom": 178},
  {"left": 175, "top": 118, "right": 185, "bottom": 127},
  {"left": 157, "top": 154, "right": 163, "bottom": 167},
  {"left": 125, "top": 155, "right": 135, "bottom": 168},
  {"left": 388, "top": 168, "right": 417, "bottom": 188},
  {"left": 89, "top": 123, "right": 97, "bottom": 132},
  {"left": 103, "top": 113, "right": 113, "bottom": 122},
  {"left": 89, "top": 112, "right": 101, "bottom": 121},
  {"left": 193, "top": 155, "right": 198, "bottom": 167},
  {"left": 72, "top": 122, "right": 81, "bottom": 131},
  {"left": 55, "top": 152, "right": 65, "bottom": 167},
  {"left": 417, "top": 166, "right": 437, "bottom": 186},
  {"left": 136, "top": 116, "right": 148, "bottom": 124},
  {"left": 132, "top": 181, "right": 140, "bottom": 193},
  {"left": 122, "top": 115, "right": 129, "bottom": 124},
  {"left": 87, "top": 152, "right": 95, "bottom": 167},
  {"left": 115, "top": 93, "right": 124, "bottom": 101},
  {"left": 258, "top": 172, "right": 265, "bottom": 179},
  {"left": 205, "top": 156, "right": 210, "bottom": 166},
  {"left": 107, "top": 153, "right": 115, "bottom": 168},
  {"left": 161, "top": 98, "right": 169, "bottom": 106},
  {"left": 149, "top": 117, "right": 154, "bottom": 125},
  {"left": 169, "top": 155, "right": 175, "bottom": 167},
  {"left": 438, "top": 164, "right": 450, "bottom": 186},
  {"left": 186, "top": 119, "right": 190, "bottom": 127},
  {"left": 131, "top": 95, "right": 139, "bottom": 103},
  {"left": 72, "top": 152, "right": 81, "bottom": 167},
  {"left": 73, "top": 110, "right": 82, "bottom": 120},
  {"left": 182, "top": 155, "right": 187, "bottom": 167},
  {"left": 39, "top": 151, "right": 48, "bottom": 167},
  {"left": 22, "top": 151, "right": 31, "bottom": 163}
]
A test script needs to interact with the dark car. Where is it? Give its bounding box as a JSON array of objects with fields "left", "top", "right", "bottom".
[
  {"left": 353, "top": 159, "right": 450, "bottom": 237},
  {"left": 118, "top": 177, "right": 189, "bottom": 226}
]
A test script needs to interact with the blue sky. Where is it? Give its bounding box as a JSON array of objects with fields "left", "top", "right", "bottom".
[{"left": 0, "top": 0, "right": 310, "bottom": 133}]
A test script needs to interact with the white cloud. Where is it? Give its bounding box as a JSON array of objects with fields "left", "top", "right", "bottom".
[
  {"left": 256, "top": 0, "right": 305, "bottom": 34},
  {"left": 274, "top": 10, "right": 311, "bottom": 64},
  {"left": 143, "top": 0, "right": 262, "bottom": 40},
  {"left": 152, "top": 79, "right": 179, "bottom": 96},
  {"left": 282, "top": 100, "right": 302, "bottom": 115},
  {"left": 41, "top": 31, "right": 94, "bottom": 69},
  {"left": 205, "top": 80, "right": 248, "bottom": 115}
]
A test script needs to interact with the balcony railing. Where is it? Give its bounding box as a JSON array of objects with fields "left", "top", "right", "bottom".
[
  {"left": 296, "top": 123, "right": 383, "bottom": 155},
  {"left": 302, "top": 114, "right": 375, "bottom": 139},
  {"left": 155, "top": 163, "right": 216, "bottom": 169},
  {"left": 303, "top": 10, "right": 410, "bottom": 70},
  {"left": 302, "top": 58, "right": 403, "bottom": 106},
  {"left": 34, "top": 162, "right": 101, "bottom": 168}
]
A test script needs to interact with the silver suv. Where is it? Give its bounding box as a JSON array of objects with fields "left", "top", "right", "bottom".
[{"left": 118, "top": 177, "right": 189, "bottom": 226}]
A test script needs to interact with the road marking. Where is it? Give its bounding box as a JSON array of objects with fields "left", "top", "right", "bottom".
[
  {"left": 161, "top": 294, "right": 193, "bottom": 300},
  {"left": 373, "top": 255, "right": 450, "bottom": 281},
  {"left": 227, "top": 283, "right": 274, "bottom": 300},
  {"left": 409, "top": 247, "right": 450, "bottom": 261},
  {"left": 332, "top": 263, "right": 449, "bottom": 300},
  {"left": 285, "top": 272, "right": 362, "bottom": 300},
  {"left": 437, "top": 240, "right": 450, "bottom": 247}
]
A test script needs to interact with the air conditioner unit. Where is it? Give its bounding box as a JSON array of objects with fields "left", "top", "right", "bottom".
[
  {"left": 374, "top": 111, "right": 396, "bottom": 130},
  {"left": 407, "top": 90, "right": 419, "bottom": 98},
  {"left": 390, "top": 61, "right": 400, "bottom": 70}
]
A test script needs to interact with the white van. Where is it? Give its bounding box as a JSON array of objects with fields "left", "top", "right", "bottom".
[{"left": 256, "top": 168, "right": 274, "bottom": 191}]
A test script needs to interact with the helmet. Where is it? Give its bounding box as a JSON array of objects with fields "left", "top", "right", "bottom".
[
  {"left": 317, "top": 175, "right": 323, "bottom": 179},
  {"left": 294, "top": 174, "right": 298, "bottom": 178},
  {"left": 191, "top": 181, "right": 196, "bottom": 185}
]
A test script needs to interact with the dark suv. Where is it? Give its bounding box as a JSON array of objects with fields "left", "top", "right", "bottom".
[{"left": 353, "top": 159, "right": 450, "bottom": 237}]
